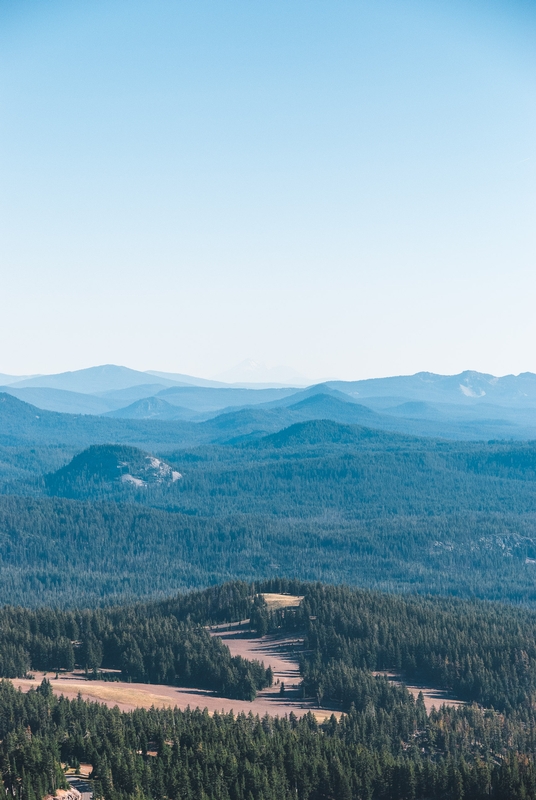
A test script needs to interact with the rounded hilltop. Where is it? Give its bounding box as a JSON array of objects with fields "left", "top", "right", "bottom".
[{"left": 45, "top": 444, "right": 181, "bottom": 499}]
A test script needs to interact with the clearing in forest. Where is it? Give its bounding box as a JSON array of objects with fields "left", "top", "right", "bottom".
[
  {"left": 261, "top": 593, "right": 304, "bottom": 610},
  {"left": 11, "top": 628, "right": 338, "bottom": 721},
  {"left": 372, "top": 671, "right": 466, "bottom": 713}
]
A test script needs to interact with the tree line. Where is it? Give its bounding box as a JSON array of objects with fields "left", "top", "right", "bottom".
[
  {"left": 5, "top": 578, "right": 536, "bottom": 713},
  {"left": 4, "top": 580, "right": 536, "bottom": 796},
  {"left": 260, "top": 580, "right": 536, "bottom": 713},
  {"left": 2, "top": 677, "right": 536, "bottom": 800},
  {"left": 0, "top": 583, "right": 270, "bottom": 700}
]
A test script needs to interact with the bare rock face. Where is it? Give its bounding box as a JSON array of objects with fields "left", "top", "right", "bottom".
[{"left": 118, "top": 454, "right": 182, "bottom": 487}]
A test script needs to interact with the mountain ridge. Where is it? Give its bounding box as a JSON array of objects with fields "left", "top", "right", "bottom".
[
  {"left": 328, "top": 370, "right": 536, "bottom": 406},
  {"left": 8, "top": 364, "right": 183, "bottom": 393},
  {"left": 4, "top": 367, "right": 536, "bottom": 441}
]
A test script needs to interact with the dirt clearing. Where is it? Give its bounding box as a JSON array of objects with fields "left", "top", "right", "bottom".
[
  {"left": 373, "top": 671, "right": 466, "bottom": 712},
  {"left": 11, "top": 633, "right": 462, "bottom": 719},
  {"left": 261, "top": 593, "right": 303, "bottom": 610},
  {"left": 11, "top": 629, "right": 339, "bottom": 721}
]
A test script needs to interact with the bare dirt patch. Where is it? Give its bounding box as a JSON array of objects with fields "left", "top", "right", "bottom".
[
  {"left": 211, "top": 629, "right": 341, "bottom": 721},
  {"left": 11, "top": 672, "right": 335, "bottom": 720},
  {"left": 215, "top": 630, "right": 302, "bottom": 685},
  {"left": 10, "top": 627, "right": 460, "bottom": 720},
  {"left": 11, "top": 631, "right": 340, "bottom": 722},
  {"left": 373, "top": 671, "right": 466, "bottom": 712},
  {"left": 261, "top": 593, "right": 304, "bottom": 610}
]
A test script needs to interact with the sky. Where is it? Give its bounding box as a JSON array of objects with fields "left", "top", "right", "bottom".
[{"left": 0, "top": 0, "right": 535, "bottom": 382}]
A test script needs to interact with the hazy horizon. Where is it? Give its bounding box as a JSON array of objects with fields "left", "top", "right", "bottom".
[{"left": 3, "top": 359, "right": 536, "bottom": 387}]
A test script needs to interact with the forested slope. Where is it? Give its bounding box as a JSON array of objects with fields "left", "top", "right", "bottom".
[
  {"left": 3, "top": 418, "right": 536, "bottom": 604},
  {"left": 3, "top": 579, "right": 536, "bottom": 714},
  {"left": 45, "top": 421, "right": 536, "bottom": 520},
  {"left": 262, "top": 581, "right": 536, "bottom": 712},
  {"left": 5, "top": 581, "right": 536, "bottom": 799},
  {"left": 5, "top": 681, "right": 536, "bottom": 800},
  {"left": 3, "top": 494, "right": 536, "bottom": 605}
]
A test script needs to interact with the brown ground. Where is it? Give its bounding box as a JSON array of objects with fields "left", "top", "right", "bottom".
[
  {"left": 261, "top": 593, "right": 304, "bottom": 610},
  {"left": 11, "top": 616, "right": 462, "bottom": 719},
  {"left": 212, "top": 630, "right": 340, "bottom": 720},
  {"left": 11, "top": 630, "right": 339, "bottom": 722},
  {"left": 372, "top": 671, "right": 465, "bottom": 712},
  {"left": 63, "top": 765, "right": 93, "bottom": 779}
]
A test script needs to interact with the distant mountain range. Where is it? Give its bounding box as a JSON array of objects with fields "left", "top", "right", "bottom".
[
  {"left": 0, "top": 373, "right": 40, "bottom": 386},
  {"left": 329, "top": 370, "right": 536, "bottom": 407},
  {"left": 6, "top": 365, "right": 184, "bottom": 393},
  {"left": 1, "top": 365, "right": 536, "bottom": 440},
  {"left": 3, "top": 363, "right": 308, "bottom": 393}
]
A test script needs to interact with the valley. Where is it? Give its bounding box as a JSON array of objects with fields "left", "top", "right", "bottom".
[{"left": 1, "top": 571, "right": 536, "bottom": 799}]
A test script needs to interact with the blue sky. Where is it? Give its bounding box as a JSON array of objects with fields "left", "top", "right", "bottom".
[{"left": 1, "top": 0, "right": 535, "bottom": 380}]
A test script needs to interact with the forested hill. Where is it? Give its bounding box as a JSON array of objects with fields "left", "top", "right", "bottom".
[
  {"left": 45, "top": 417, "right": 536, "bottom": 526},
  {"left": 0, "top": 392, "right": 196, "bottom": 449},
  {"left": 0, "top": 581, "right": 271, "bottom": 700},
  {"left": 4, "top": 414, "right": 536, "bottom": 604},
  {"left": 257, "top": 418, "right": 401, "bottom": 447},
  {"left": 4, "top": 577, "right": 536, "bottom": 715},
  {"left": 42, "top": 418, "right": 536, "bottom": 516},
  {"left": 45, "top": 444, "right": 182, "bottom": 499},
  {"left": 5, "top": 581, "right": 536, "bottom": 799},
  {"left": 4, "top": 578, "right": 536, "bottom": 715},
  {"left": 265, "top": 581, "right": 536, "bottom": 712}
]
